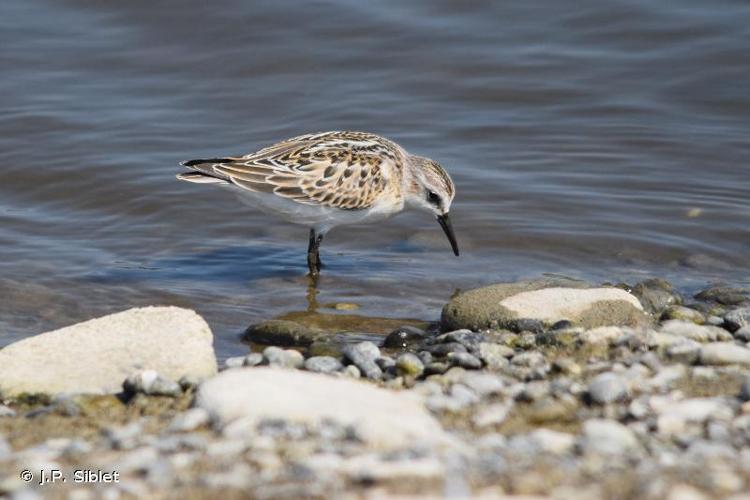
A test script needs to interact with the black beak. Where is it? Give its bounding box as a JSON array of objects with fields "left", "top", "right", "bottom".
[{"left": 437, "top": 214, "right": 460, "bottom": 256}]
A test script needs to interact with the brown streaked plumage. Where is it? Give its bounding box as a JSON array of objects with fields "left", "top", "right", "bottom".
[{"left": 178, "top": 131, "right": 458, "bottom": 276}]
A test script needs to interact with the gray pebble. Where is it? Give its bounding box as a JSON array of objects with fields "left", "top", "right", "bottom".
[
  {"left": 665, "top": 340, "right": 701, "bottom": 364},
  {"left": 342, "top": 341, "right": 382, "bottom": 380},
  {"left": 435, "top": 329, "right": 486, "bottom": 349},
  {"left": 395, "top": 353, "right": 424, "bottom": 377},
  {"left": 447, "top": 352, "right": 482, "bottom": 369},
  {"left": 383, "top": 325, "right": 426, "bottom": 348},
  {"left": 735, "top": 326, "right": 750, "bottom": 342},
  {"left": 425, "top": 342, "right": 467, "bottom": 356},
  {"left": 478, "top": 343, "right": 513, "bottom": 370},
  {"left": 243, "top": 352, "right": 264, "bottom": 367},
  {"left": 224, "top": 356, "right": 246, "bottom": 369},
  {"left": 263, "top": 346, "right": 304, "bottom": 369},
  {"left": 343, "top": 364, "right": 361, "bottom": 379},
  {"left": 740, "top": 376, "right": 750, "bottom": 402},
  {"left": 303, "top": 356, "right": 343, "bottom": 373},
  {"left": 168, "top": 408, "right": 210, "bottom": 433},
  {"left": 376, "top": 356, "right": 396, "bottom": 370},
  {"left": 123, "top": 370, "right": 181, "bottom": 397},
  {"left": 511, "top": 351, "right": 547, "bottom": 368},
  {"left": 725, "top": 307, "right": 750, "bottom": 332},
  {"left": 425, "top": 362, "right": 450, "bottom": 375},
  {"left": 580, "top": 419, "right": 640, "bottom": 455},
  {"left": 700, "top": 342, "right": 750, "bottom": 366},
  {"left": 587, "top": 372, "right": 629, "bottom": 404}
]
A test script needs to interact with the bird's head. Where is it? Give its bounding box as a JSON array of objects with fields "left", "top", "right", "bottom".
[{"left": 405, "top": 155, "right": 459, "bottom": 256}]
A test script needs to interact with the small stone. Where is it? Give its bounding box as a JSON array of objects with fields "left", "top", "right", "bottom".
[
  {"left": 424, "top": 342, "right": 467, "bottom": 356},
  {"left": 632, "top": 278, "right": 680, "bottom": 314},
  {"left": 383, "top": 326, "right": 427, "bottom": 348},
  {"left": 724, "top": 307, "right": 750, "bottom": 332},
  {"left": 459, "top": 372, "right": 504, "bottom": 397},
  {"left": 579, "top": 326, "right": 623, "bottom": 346},
  {"left": 0, "top": 405, "right": 16, "bottom": 417},
  {"left": 740, "top": 376, "right": 750, "bottom": 402},
  {"left": 580, "top": 419, "right": 640, "bottom": 455},
  {"left": 700, "top": 343, "right": 750, "bottom": 366},
  {"left": 552, "top": 357, "right": 582, "bottom": 376},
  {"left": 661, "top": 305, "right": 705, "bottom": 324},
  {"left": 168, "top": 408, "right": 210, "bottom": 432},
  {"left": 395, "top": 353, "right": 424, "bottom": 377},
  {"left": 243, "top": 353, "right": 264, "bottom": 367},
  {"left": 263, "top": 346, "right": 304, "bottom": 369},
  {"left": 342, "top": 341, "right": 382, "bottom": 380},
  {"left": 660, "top": 320, "right": 731, "bottom": 342},
  {"left": 734, "top": 326, "right": 750, "bottom": 342},
  {"left": 477, "top": 343, "right": 512, "bottom": 369},
  {"left": 472, "top": 402, "right": 512, "bottom": 427},
  {"left": 527, "top": 428, "right": 575, "bottom": 454},
  {"left": 123, "top": 370, "right": 181, "bottom": 397},
  {"left": 376, "top": 356, "right": 396, "bottom": 371},
  {"left": 224, "top": 356, "right": 245, "bottom": 369},
  {"left": 507, "top": 318, "right": 545, "bottom": 334},
  {"left": 304, "top": 356, "right": 343, "bottom": 374},
  {"left": 104, "top": 421, "right": 144, "bottom": 450},
  {"left": 244, "top": 320, "right": 325, "bottom": 347},
  {"left": 665, "top": 340, "right": 702, "bottom": 364},
  {"left": 343, "top": 365, "right": 361, "bottom": 378},
  {"left": 695, "top": 286, "right": 748, "bottom": 306},
  {"left": 447, "top": 352, "right": 482, "bottom": 369},
  {"left": 435, "top": 329, "right": 486, "bottom": 349},
  {"left": 511, "top": 351, "right": 546, "bottom": 368},
  {"left": 425, "top": 362, "right": 449, "bottom": 375},
  {"left": 587, "top": 372, "right": 629, "bottom": 404}
]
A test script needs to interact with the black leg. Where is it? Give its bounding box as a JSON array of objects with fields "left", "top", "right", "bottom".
[{"left": 307, "top": 229, "right": 318, "bottom": 275}]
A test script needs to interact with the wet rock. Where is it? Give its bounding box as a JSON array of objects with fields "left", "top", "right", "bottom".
[
  {"left": 441, "top": 278, "right": 647, "bottom": 331},
  {"left": 699, "top": 343, "right": 750, "bottom": 366},
  {"left": 632, "top": 279, "right": 681, "bottom": 314},
  {"left": 587, "top": 372, "right": 629, "bottom": 404},
  {"left": 395, "top": 353, "right": 424, "bottom": 378},
  {"left": 342, "top": 341, "right": 382, "bottom": 380},
  {"left": 383, "top": 325, "right": 427, "bottom": 348},
  {"left": 659, "top": 320, "right": 731, "bottom": 342},
  {"left": 447, "top": 352, "right": 482, "bottom": 369},
  {"left": 123, "top": 370, "right": 182, "bottom": 397},
  {"left": 263, "top": 346, "right": 304, "bottom": 369},
  {"left": 243, "top": 320, "right": 326, "bottom": 347},
  {"left": 477, "top": 343, "right": 512, "bottom": 369},
  {"left": 694, "top": 286, "right": 748, "bottom": 306},
  {"left": 303, "top": 356, "right": 343, "bottom": 374},
  {"left": 580, "top": 419, "right": 640, "bottom": 455},
  {"left": 195, "top": 368, "right": 449, "bottom": 449},
  {"left": 0, "top": 306, "right": 217, "bottom": 396},
  {"left": 661, "top": 305, "right": 705, "bottom": 324},
  {"left": 724, "top": 307, "right": 750, "bottom": 332}
]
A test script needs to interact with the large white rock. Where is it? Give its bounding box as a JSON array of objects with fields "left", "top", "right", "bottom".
[
  {"left": 196, "top": 367, "right": 450, "bottom": 450},
  {"left": 0, "top": 307, "right": 217, "bottom": 396}
]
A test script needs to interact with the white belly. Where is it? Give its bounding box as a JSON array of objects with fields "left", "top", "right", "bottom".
[{"left": 220, "top": 184, "right": 402, "bottom": 233}]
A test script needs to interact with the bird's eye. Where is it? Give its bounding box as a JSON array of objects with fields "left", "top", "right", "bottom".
[{"left": 426, "top": 190, "right": 440, "bottom": 206}]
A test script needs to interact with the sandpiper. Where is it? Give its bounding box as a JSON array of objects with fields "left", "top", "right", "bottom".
[{"left": 178, "top": 131, "right": 459, "bottom": 275}]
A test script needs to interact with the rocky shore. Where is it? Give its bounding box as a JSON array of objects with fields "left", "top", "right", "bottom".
[{"left": 1, "top": 278, "right": 750, "bottom": 499}]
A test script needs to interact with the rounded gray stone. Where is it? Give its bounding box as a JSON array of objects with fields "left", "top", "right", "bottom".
[
  {"left": 304, "top": 356, "right": 344, "bottom": 374},
  {"left": 587, "top": 372, "right": 629, "bottom": 404}
]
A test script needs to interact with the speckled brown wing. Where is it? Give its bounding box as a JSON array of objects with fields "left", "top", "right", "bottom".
[{"left": 211, "top": 132, "right": 403, "bottom": 210}]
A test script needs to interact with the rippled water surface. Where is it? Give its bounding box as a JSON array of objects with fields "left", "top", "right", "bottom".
[{"left": 1, "top": 0, "right": 748, "bottom": 357}]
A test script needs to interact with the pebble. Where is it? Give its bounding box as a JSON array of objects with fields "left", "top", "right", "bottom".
[
  {"left": 304, "top": 356, "right": 343, "bottom": 373},
  {"left": 0, "top": 405, "right": 16, "bottom": 417},
  {"left": 243, "top": 353, "right": 264, "bottom": 367},
  {"left": 477, "top": 343, "right": 512, "bottom": 369},
  {"left": 580, "top": 419, "right": 640, "bottom": 455},
  {"left": 395, "top": 353, "right": 424, "bottom": 378},
  {"left": 665, "top": 340, "right": 701, "bottom": 364},
  {"left": 223, "top": 356, "right": 246, "bottom": 369},
  {"left": 694, "top": 286, "right": 748, "bottom": 306},
  {"left": 660, "top": 320, "right": 731, "bottom": 342},
  {"left": 168, "top": 408, "right": 211, "bottom": 433},
  {"left": 123, "top": 370, "right": 182, "bottom": 397},
  {"left": 424, "top": 342, "right": 467, "bottom": 356},
  {"left": 510, "top": 351, "right": 546, "bottom": 369},
  {"left": 587, "top": 372, "right": 629, "bottom": 404},
  {"left": 739, "top": 376, "right": 750, "bottom": 402},
  {"left": 724, "top": 307, "right": 750, "bottom": 332},
  {"left": 342, "top": 341, "right": 382, "bottom": 380},
  {"left": 263, "top": 346, "right": 304, "bottom": 369},
  {"left": 104, "top": 422, "right": 144, "bottom": 450},
  {"left": 343, "top": 365, "right": 361, "bottom": 379},
  {"left": 447, "top": 352, "right": 482, "bottom": 369},
  {"left": 472, "top": 402, "right": 512, "bottom": 427},
  {"left": 699, "top": 343, "right": 750, "bottom": 366},
  {"left": 734, "top": 326, "right": 750, "bottom": 342},
  {"left": 661, "top": 305, "right": 705, "bottom": 324},
  {"left": 435, "top": 329, "right": 485, "bottom": 349},
  {"left": 383, "top": 326, "right": 426, "bottom": 348},
  {"left": 178, "top": 375, "right": 203, "bottom": 391}
]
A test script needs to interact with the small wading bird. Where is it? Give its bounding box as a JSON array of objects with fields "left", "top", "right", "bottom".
[{"left": 178, "top": 131, "right": 459, "bottom": 275}]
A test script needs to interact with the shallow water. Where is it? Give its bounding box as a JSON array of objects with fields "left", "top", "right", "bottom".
[{"left": 1, "top": 0, "right": 748, "bottom": 358}]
